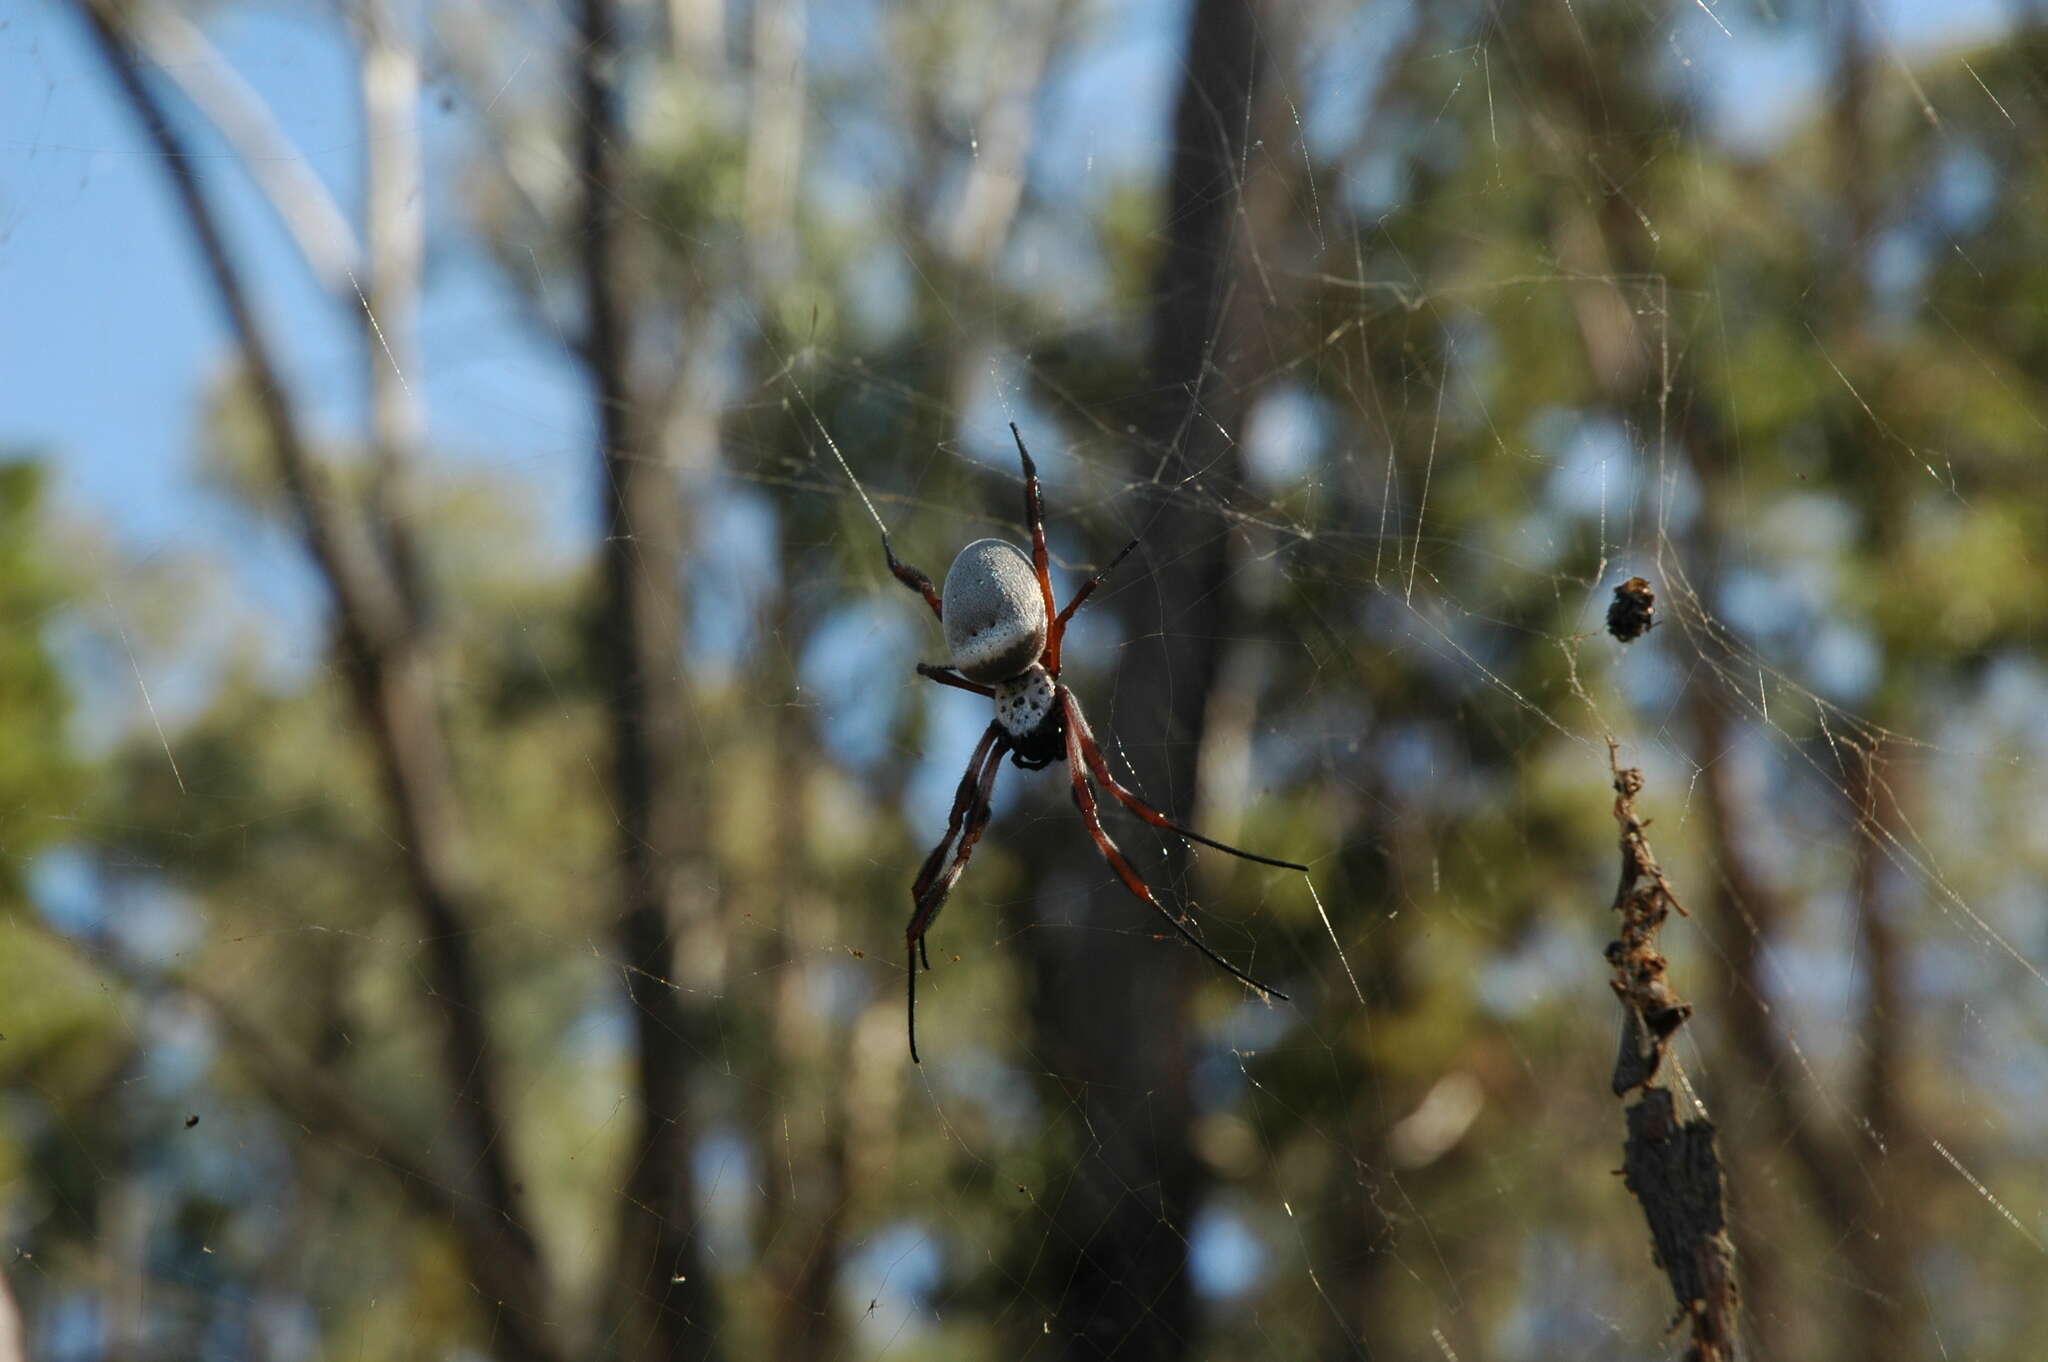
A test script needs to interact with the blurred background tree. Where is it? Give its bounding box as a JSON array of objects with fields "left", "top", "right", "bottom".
[{"left": 4, "top": 0, "right": 2047, "bottom": 1358}]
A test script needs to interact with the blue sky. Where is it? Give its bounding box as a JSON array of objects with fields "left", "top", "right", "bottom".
[{"left": 1, "top": 0, "right": 592, "bottom": 556}]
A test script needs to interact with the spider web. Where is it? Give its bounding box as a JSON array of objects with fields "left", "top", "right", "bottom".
[{"left": 3, "top": 0, "right": 2046, "bottom": 1359}]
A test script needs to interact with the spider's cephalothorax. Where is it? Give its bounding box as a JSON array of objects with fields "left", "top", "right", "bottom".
[{"left": 882, "top": 424, "right": 1308, "bottom": 1062}]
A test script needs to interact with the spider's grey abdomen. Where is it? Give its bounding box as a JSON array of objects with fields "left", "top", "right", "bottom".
[{"left": 943, "top": 538, "right": 1048, "bottom": 683}]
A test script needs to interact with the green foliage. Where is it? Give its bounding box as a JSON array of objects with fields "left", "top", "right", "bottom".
[{"left": 0, "top": 458, "right": 81, "bottom": 897}]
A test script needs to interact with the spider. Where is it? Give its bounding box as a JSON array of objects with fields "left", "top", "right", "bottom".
[{"left": 882, "top": 425, "right": 1303, "bottom": 1062}]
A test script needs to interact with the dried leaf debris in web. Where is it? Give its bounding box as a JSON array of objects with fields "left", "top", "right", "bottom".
[{"left": 1604, "top": 739, "right": 1739, "bottom": 1362}]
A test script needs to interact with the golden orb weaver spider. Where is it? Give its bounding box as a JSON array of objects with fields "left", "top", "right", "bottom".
[{"left": 883, "top": 425, "right": 1301, "bottom": 1062}]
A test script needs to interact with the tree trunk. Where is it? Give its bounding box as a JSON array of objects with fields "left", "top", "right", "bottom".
[
  {"left": 1026, "top": 2, "right": 1264, "bottom": 1357},
  {"left": 574, "top": 1, "right": 720, "bottom": 1355}
]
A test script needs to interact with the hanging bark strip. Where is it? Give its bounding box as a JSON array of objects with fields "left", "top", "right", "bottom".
[{"left": 1605, "top": 740, "right": 1740, "bottom": 1362}]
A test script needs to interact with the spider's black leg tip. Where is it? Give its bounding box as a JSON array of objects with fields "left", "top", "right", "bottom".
[{"left": 1009, "top": 423, "right": 1036, "bottom": 474}]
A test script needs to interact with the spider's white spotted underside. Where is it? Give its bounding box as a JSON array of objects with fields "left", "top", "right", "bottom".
[{"left": 993, "top": 665, "right": 1056, "bottom": 740}]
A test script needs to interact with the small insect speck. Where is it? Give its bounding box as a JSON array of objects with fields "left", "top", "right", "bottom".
[{"left": 1607, "top": 577, "right": 1656, "bottom": 643}]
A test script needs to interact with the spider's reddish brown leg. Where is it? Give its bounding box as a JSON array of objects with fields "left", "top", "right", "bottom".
[
  {"left": 912, "top": 738, "right": 1004, "bottom": 938},
  {"left": 1061, "top": 703, "right": 1290, "bottom": 1004},
  {"left": 907, "top": 725, "right": 1008, "bottom": 1062},
  {"left": 1063, "top": 690, "right": 1309, "bottom": 872},
  {"left": 911, "top": 724, "right": 1000, "bottom": 915},
  {"left": 1045, "top": 538, "right": 1137, "bottom": 677},
  {"left": 916, "top": 662, "right": 996, "bottom": 698},
  {"left": 1009, "top": 424, "right": 1060, "bottom": 635},
  {"left": 882, "top": 533, "right": 944, "bottom": 621},
  {"left": 908, "top": 725, "right": 996, "bottom": 1054}
]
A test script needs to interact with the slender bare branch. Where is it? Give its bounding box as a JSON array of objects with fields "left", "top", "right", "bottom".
[
  {"left": 943, "top": 0, "right": 1070, "bottom": 271},
  {"left": 744, "top": 0, "right": 806, "bottom": 281},
  {"left": 75, "top": 0, "right": 397, "bottom": 646},
  {"left": 123, "top": 3, "right": 362, "bottom": 295},
  {"left": 359, "top": 0, "right": 429, "bottom": 613},
  {"left": 664, "top": 0, "right": 726, "bottom": 65},
  {"left": 0, "top": 1258, "right": 22, "bottom": 1362},
  {"left": 76, "top": 9, "right": 554, "bottom": 1358},
  {"left": 1844, "top": 735, "right": 1917, "bottom": 1361}
]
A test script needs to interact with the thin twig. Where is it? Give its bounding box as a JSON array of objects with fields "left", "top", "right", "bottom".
[
  {"left": 1604, "top": 739, "right": 1740, "bottom": 1362},
  {"left": 359, "top": 0, "right": 429, "bottom": 615}
]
